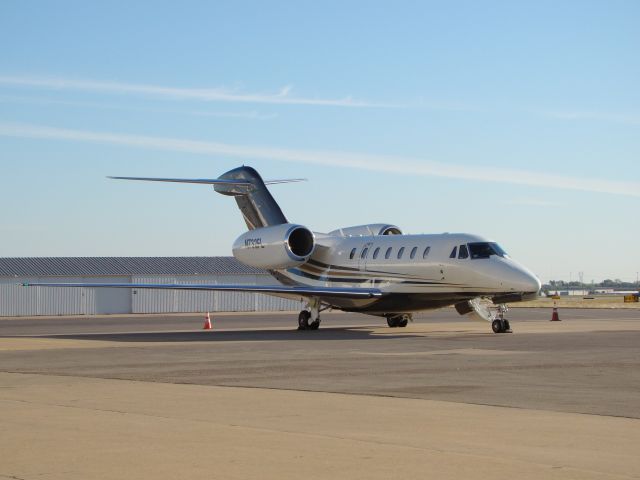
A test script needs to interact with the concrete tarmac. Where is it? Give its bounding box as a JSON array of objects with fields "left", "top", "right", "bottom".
[{"left": 1, "top": 309, "right": 639, "bottom": 479}]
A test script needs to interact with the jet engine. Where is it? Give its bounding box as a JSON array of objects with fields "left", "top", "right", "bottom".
[
  {"left": 328, "top": 224, "right": 402, "bottom": 237},
  {"left": 232, "top": 223, "right": 315, "bottom": 269}
]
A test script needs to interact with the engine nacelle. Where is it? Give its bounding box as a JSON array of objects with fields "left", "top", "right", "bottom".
[
  {"left": 328, "top": 223, "right": 402, "bottom": 237},
  {"left": 232, "top": 223, "right": 315, "bottom": 269}
]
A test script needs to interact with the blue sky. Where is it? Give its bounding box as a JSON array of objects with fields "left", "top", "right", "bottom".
[{"left": 1, "top": 0, "right": 638, "bottom": 283}]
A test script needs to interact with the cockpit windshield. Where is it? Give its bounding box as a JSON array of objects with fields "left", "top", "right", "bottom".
[{"left": 468, "top": 242, "right": 508, "bottom": 259}]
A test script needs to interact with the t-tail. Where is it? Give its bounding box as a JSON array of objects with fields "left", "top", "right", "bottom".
[
  {"left": 214, "top": 166, "right": 286, "bottom": 229},
  {"left": 109, "top": 165, "right": 304, "bottom": 230}
]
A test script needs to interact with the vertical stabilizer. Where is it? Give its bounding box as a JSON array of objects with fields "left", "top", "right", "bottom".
[{"left": 214, "top": 166, "right": 288, "bottom": 230}]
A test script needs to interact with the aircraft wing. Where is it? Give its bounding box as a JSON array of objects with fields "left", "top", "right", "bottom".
[{"left": 21, "top": 282, "right": 382, "bottom": 299}]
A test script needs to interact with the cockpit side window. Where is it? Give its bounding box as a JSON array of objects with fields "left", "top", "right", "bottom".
[
  {"left": 458, "top": 244, "right": 469, "bottom": 259},
  {"left": 449, "top": 246, "right": 457, "bottom": 259},
  {"left": 468, "top": 242, "right": 508, "bottom": 259}
]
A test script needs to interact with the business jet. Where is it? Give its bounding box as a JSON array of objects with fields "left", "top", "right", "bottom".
[{"left": 24, "top": 166, "right": 541, "bottom": 333}]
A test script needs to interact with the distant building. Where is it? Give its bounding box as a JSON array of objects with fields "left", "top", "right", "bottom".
[
  {"left": 0, "top": 257, "right": 300, "bottom": 317},
  {"left": 593, "top": 288, "right": 639, "bottom": 295},
  {"left": 546, "top": 289, "right": 591, "bottom": 296},
  {"left": 594, "top": 288, "right": 616, "bottom": 294}
]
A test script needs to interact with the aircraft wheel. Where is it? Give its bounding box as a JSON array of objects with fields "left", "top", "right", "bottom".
[
  {"left": 387, "top": 316, "right": 407, "bottom": 328},
  {"left": 491, "top": 319, "right": 504, "bottom": 333},
  {"left": 309, "top": 319, "right": 320, "bottom": 330},
  {"left": 387, "top": 314, "right": 409, "bottom": 328},
  {"left": 298, "top": 310, "right": 311, "bottom": 330}
]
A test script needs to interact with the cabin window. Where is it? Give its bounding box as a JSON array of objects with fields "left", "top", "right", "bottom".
[
  {"left": 397, "top": 247, "right": 405, "bottom": 259},
  {"left": 410, "top": 246, "right": 418, "bottom": 259},
  {"left": 349, "top": 248, "right": 356, "bottom": 260},
  {"left": 458, "top": 244, "right": 469, "bottom": 259},
  {"left": 449, "top": 246, "right": 457, "bottom": 258},
  {"left": 385, "top": 247, "right": 392, "bottom": 259},
  {"left": 373, "top": 247, "right": 380, "bottom": 259},
  {"left": 361, "top": 247, "right": 369, "bottom": 259},
  {"left": 423, "top": 246, "right": 431, "bottom": 259}
]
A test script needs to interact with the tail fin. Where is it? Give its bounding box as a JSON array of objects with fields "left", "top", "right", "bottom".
[
  {"left": 214, "top": 166, "right": 287, "bottom": 230},
  {"left": 109, "top": 166, "right": 296, "bottom": 230}
]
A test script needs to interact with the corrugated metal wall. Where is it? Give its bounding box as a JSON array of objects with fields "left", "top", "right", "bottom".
[
  {"left": 2, "top": 277, "right": 90, "bottom": 316},
  {"left": 0, "top": 275, "right": 300, "bottom": 316},
  {"left": 131, "top": 275, "right": 300, "bottom": 313},
  {"left": 0, "top": 276, "right": 132, "bottom": 316}
]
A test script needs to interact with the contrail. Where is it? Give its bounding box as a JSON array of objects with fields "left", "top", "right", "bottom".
[
  {"left": 0, "top": 75, "right": 393, "bottom": 108},
  {"left": 1, "top": 121, "right": 638, "bottom": 197}
]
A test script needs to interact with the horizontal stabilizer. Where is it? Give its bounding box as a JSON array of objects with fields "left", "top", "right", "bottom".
[
  {"left": 22, "top": 282, "right": 382, "bottom": 299},
  {"left": 108, "top": 176, "right": 306, "bottom": 186},
  {"left": 262, "top": 178, "right": 307, "bottom": 185},
  {"left": 107, "top": 176, "right": 254, "bottom": 186}
]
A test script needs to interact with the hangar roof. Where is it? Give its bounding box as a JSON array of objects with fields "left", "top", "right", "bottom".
[{"left": 0, "top": 257, "right": 266, "bottom": 277}]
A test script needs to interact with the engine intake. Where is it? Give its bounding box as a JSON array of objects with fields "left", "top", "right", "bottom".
[
  {"left": 287, "top": 226, "right": 314, "bottom": 258},
  {"left": 232, "top": 223, "right": 315, "bottom": 269}
]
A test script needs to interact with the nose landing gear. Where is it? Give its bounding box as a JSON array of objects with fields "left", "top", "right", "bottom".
[
  {"left": 491, "top": 318, "right": 511, "bottom": 333},
  {"left": 491, "top": 304, "right": 512, "bottom": 334}
]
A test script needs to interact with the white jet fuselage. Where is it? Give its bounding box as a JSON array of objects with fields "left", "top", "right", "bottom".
[{"left": 271, "top": 231, "right": 541, "bottom": 314}]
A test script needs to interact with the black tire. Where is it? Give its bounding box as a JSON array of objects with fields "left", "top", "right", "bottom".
[
  {"left": 298, "top": 310, "right": 311, "bottom": 330},
  {"left": 397, "top": 318, "right": 409, "bottom": 328},
  {"left": 491, "top": 319, "right": 504, "bottom": 333},
  {"left": 387, "top": 317, "right": 398, "bottom": 328},
  {"left": 309, "top": 319, "right": 320, "bottom": 330},
  {"left": 503, "top": 319, "right": 511, "bottom": 331}
]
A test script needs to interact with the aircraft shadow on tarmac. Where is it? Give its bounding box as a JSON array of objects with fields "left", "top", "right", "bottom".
[{"left": 16, "top": 327, "right": 430, "bottom": 343}]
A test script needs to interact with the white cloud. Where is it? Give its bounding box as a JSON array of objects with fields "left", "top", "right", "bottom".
[
  {"left": 1, "top": 121, "right": 639, "bottom": 198},
  {"left": 0, "top": 75, "right": 391, "bottom": 108},
  {"left": 0, "top": 94, "right": 277, "bottom": 120}
]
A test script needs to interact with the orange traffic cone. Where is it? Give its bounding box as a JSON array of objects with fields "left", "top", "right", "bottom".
[
  {"left": 203, "top": 312, "right": 212, "bottom": 330},
  {"left": 550, "top": 305, "right": 560, "bottom": 322}
]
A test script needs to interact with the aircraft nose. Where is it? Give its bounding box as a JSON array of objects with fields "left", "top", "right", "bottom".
[
  {"left": 512, "top": 266, "right": 541, "bottom": 294},
  {"left": 502, "top": 262, "right": 541, "bottom": 294},
  {"left": 525, "top": 271, "right": 542, "bottom": 294}
]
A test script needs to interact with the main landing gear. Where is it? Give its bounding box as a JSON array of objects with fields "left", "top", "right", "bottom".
[
  {"left": 491, "top": 304, "right": 512, "bottom": 334},
  {"left": 386, "top": 313, "right": 411, "bottom": 328},
  {"left": 298, "top": 297, "right": 323, "bottom": 331},
  {"left": 298, "top": 310, "right": 320, "bottom": 330}
]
